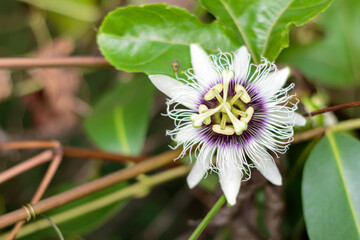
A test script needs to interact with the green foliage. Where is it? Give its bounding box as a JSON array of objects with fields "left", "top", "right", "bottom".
[
  {"left": 19, "top": 0, "right": 100, "bottom": 22},
  {"left": 280, "top": 0, "right": 360, "bottom": 87},
  {"left": 199, "top": 0, "right": 333, "bottom": 64},
  {"left": 97, "top": 4, "right": 240, "bottom": 78},
  {"left": 84, "top": 75, "right": 155, "bottom": 155},
  {"left": 19, "top": 0, "right": 100, "bottom": 37},
  {"left": 302, "top": 132, "right": 360, "bottom": 239}
]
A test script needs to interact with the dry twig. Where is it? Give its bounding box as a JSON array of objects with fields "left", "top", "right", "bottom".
[
  {"left": 6, "top": 151, "right": 63, "bottom": 240},
  {"left": 0, "top": 57, "right": 110, "bottom": 69},
  {"left": 0, "top": 148, "right": 181, "bottom": 229}
]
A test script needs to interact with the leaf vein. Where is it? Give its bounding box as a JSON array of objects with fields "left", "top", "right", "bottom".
[
  {"left": 218, "top": 0, "right": 258, "bottom": 63},
  {"left": 261, "top": 0, "right": 293, "bottom": 57},
  {"left": 327, "top": 132, "right": 360, "bottom": 236}
]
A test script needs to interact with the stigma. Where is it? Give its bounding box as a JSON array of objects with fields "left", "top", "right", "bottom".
[{"left": 190, "top": 70, "right": 254, "bottom": 135}]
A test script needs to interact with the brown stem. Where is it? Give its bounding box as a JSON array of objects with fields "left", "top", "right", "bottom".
[
  {"left": 31, "top": 152, "right": 63, "bottom": 204},
  {"left": 63, "top": 146, "right": 145, "bottom": 163},
  {"left": 0, "top": 141, "right": 145, "bottom": 163},
  {"left": 293, "top": 117, "right": 360, "bottom": 144},
  {"left": 292, "top": 127, "right": 326, "bottom": 144},
  {"left": 7, "top": 152, "right": 63, "bottom": 240},
  {"left": 0, "top": 57, "right": 111, "bottom": 69},
  {"left": 0, "top": 150, "right": 54, "bottom": 184},
  {"left": 303, "top": 101, "right": 360, "bottom": 117},
  {"left": 0, "top": 141, "right": 60, "bottom": 150},
  {"left": 0, "top": 148, "right": 182, "bottom": 229}
]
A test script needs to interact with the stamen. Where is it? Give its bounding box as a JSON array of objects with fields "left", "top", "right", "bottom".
[
  {"left": 194, "top": 69, "right": 253, "bottom": 136},
  {"left": 190, "top": 105, "right": 222, "bottom": 127},
  {"left": 220, "top": 102, "right": 232, "bottom": 113},
  {"left": 224, "top": 105, "right": 247, "bottom": 135},
  {"left": 229, "top": 89, "right": 243, "bottom": 105},
  {"left": 233, "top": 100, "right": 247, "bottom": 111},
  {"left": 231, "top": 108, "right": 248, "bottom": 118},
  {"left": 212, "top": 124, "right": 235, "bottom": 135},
  {"left": 212, "top": 88, "right": 223, "bottom": 103},
  {"left": 240, "top": 107, "right": 254, "bottom": 123},
  {"left": 204, "top": 84, "right": 223, "bottom": 101},
  {"left": 220, "top": 113, "right": 227, "bottom": 130},
  {"left": 235, "top": 85, "right": 251, "bottom": 103},
  {"left": 222, "top": 70, "right": 234, "bottom": 102},
  {"left": 199, "top": 104, "right": 211, "bottom": 125}
]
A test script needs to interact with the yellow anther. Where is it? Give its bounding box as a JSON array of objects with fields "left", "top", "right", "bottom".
[
  {"left": 231, "top": 108, "right": 248, "bottom": 118},
  {"left": 204, "top": 84, "right": 223, "bottom": 101},
  {"left": 192, "top": 70, "right": 253, "bottom": 136},
  {"left": 212, "top": 124, "right": 235, "bottom": 135},
  {"left": 240, "top": 107, "right": 254, "bottom": 123},
  {"left": 235, "top": 85, "right": 251, "bottom": 103},
  {"left": 199, "top": 104, "right": 211, "bottom": 125}
]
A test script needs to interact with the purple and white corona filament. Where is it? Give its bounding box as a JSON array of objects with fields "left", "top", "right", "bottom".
[{"left": 149, "top": 44, "right": 306, "bottom": 205}]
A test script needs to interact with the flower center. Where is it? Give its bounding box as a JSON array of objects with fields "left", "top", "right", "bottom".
[{"left": 190, "top": 70, "right": 254, "bottom": 135}]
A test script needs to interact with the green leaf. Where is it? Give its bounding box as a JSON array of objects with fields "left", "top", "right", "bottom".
[
  {"left": 20, "top": 0, "right": 100, "bottom": 37},
  {"left": 302, "top": 132, "right": 360, "bottom": 239},
  {"left": 279, "top": 0, "right": 360, "bottom": 87},
  {"left": 200, "top": 0, "right": 333, "bottom": 63},
  {"left": 97, "top": 4, "right": 240, "bottom": 78},
  {"left": 19, "top": 0, "right": 100, "bottom": 22},
  {"left": 84, "top": 75, "right": 155, "bottom": 155}
]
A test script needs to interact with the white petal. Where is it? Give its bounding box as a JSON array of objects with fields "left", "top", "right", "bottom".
[
  {"left": 190, "top": 44, "right": 220, "bottom": 88},
  {"left": 149, "top": 75, "right": 198, "bottom": 109},
  {"left": 255, "top": 157, "right": 282, "bottom": 186},
  {"left": 219, "top": 167, "right": 242, "bottom": 206},
  {"left": 232, "top": 46, "right": 250, "bottom": 80},
  {"left": 176, "top": 124, "right": 199, "bottom": 143},
  {"left": 248, "top": 142, "right": 282, "bottom": 186},
  {"left": 186, "top": 147, "right": 213, "bottom": 188},
  {"left": 263, "top": 67, "right": 290, "bottom": 98},
  {"left": 294, "top": 112, "right": 306, "bottom": 126}
]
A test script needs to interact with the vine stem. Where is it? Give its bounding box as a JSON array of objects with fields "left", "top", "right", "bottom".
[
  {"left": 0, "top": 57, "right": 110, "bottom": 69},
  {"left": 303, "top": 101, "right": 360, "bottom": 117},
  {"left": 189, "top": 194, "right": 226, "bottom": 240},
  {"left": 0, "top": 141, "right": 145, "bottom": 163},
  {"left": 6, "top": 152, "right": 63, "bottom": 240},
  {"left": 293, "top": 117, "right": 360, "bottom": 144},
  {"left": 1, "top": 165, "right": 189, "bottom": 239},
  {"left": 0, "top": 150, "right": 54, "bottom": 184},
  {"left": 0, "top": 148, "right": 181, "bottom": 229}
]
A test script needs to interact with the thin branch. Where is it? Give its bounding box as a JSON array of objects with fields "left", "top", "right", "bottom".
[
  {"left": 7, "top": 151, "right": 63, "bottom": 240},
  {"left": 0, "top": 141, "right": 60, "bottom": 150},
  {"left": 0, "top": 150, "right": 54, "bottom": 184},
  {"left": 0, "top": 57, "right": 111, "bottom": 69},
  {"left": 63, "top": 146, "right": 145, "bottom": 163},
  {"left": 0, "top": 141, "right": 145, "bottom": 163},
  {"left": 303, "top": 101, "right": 360, "bottom": 117},
  {"left": 1, "top": 166, "right": 189, "bottom": 239},
  {"left": 0, "top": 148, "right": 182, "bottom": 229},
  {"left": 31, "top": 151, "right": 63, "bottom": 203},
  {"left": 293, "top": 127, "right": 326, "bottom": 144},
  {"left": 293, "top": 117, "right": 360, "bottom": 144}
]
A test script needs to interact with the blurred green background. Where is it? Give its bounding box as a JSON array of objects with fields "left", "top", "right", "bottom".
[{"left": 0, "top": 0, "right": 359, "bottom": 239}]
